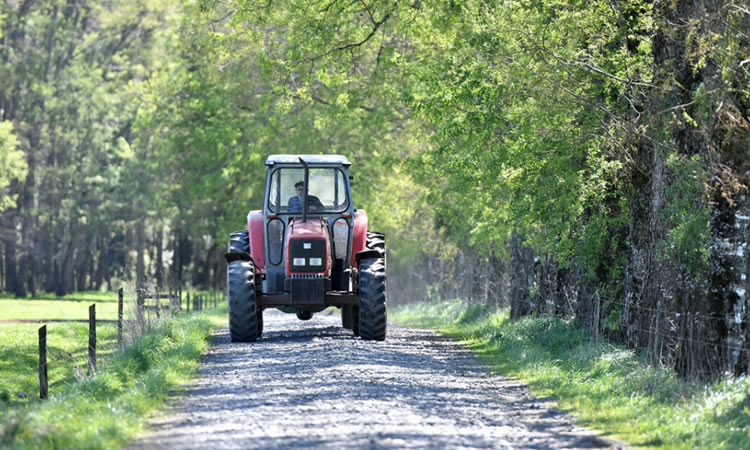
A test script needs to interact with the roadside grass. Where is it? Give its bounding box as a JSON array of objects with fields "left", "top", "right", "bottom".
[
  {"left": 391, "top": 301, "right": 750, "bottom": 449},
  {"left": 1, "top": 295, "right": 227, "bottom": 449}
]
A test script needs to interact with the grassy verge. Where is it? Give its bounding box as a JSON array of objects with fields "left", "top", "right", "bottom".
[
  {"left": 1, "top": 304, "right": 227, "bottom": 449},
  {"left": 391, "top": 301, "right": 750, "bottom": 449}
]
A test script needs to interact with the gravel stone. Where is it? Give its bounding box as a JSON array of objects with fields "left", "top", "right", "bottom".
[{"left": 129, "top": 309, "right": 625, "bottom": 449}]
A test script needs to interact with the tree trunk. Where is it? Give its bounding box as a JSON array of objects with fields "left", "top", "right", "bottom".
[
  {"left": 509, "top": 232, "right": 534, "bottom": 320},
  {"left": 155, "top": 226, "right": 164, "bottom": 288},
  {"left": 136, "top": 220, "right": 145, "bottom": 287},
  {"left": 75, "top": 234, "right": 90, "bottom": 292},
  {"left": 93, "top": 235, "right": 107, "bottom": 291},
  {"left": 57, "top": 235, "right": 75, "bottom": 296},
  {"left": 2, "top": 211, "right": 19, "bottom": 295}
]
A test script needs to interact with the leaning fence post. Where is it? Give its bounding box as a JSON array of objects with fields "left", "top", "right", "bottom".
[
  {"left": 39, "top": 325, "right": 48, "bottom": 400},
  {"left": 88, "top": 304, "right": 96, "bottom": 375},
  {"left": 117, "top": 287, "right": 123, "bottom": 348}
]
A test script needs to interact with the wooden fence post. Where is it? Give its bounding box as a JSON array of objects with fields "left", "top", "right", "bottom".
[
  {"left": 88, "top": 304, "right": 96, "bottom": 375},
  {"left": 117, "top": 287, "right": 123, "bottom": 348},
  {"left": 39, "top": 325, "right": 48, "bottom": 400},
  {"left": 186, "top": 292, "right": 190, "bottom": 313}
]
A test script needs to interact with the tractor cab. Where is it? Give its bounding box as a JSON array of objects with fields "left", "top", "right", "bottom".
[{"left": 261, "top": 155, "right": 356, "bottom": 296}]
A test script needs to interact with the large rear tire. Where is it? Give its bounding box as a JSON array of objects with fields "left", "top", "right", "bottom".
[
  {"left": 342, "top": 305, "right": 360, "bottom": 335},
  {"left": 358, "top": 257, "right": 386, "bottom": 340},
  {"left": 228, "top": 259, "right": 260, "bottom": 342},
  {"left": 366, "top": 231, "right": 385, "bottom": 252},
  {"left": 342, "top": 305, "right": 353, "bottom": 329},
  {"left": 228, "top": 230, "right": 250, "bottom": 253}
]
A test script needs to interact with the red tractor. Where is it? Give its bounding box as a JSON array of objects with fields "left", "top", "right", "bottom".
[{"left": 224, "top": 155, "right": 387, "bottom": 341}]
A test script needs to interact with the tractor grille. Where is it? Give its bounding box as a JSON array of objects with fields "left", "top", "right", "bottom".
[
  {"left": 287, "top": 274, "right": 325, "bottom": 304},
  {"left": 289, "top": 273, "right": 325, "bottom": 280}
]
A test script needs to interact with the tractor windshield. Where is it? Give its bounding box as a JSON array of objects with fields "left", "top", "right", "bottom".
[{"left": 268, "top": 167, "right": 350, "bottom": 214}]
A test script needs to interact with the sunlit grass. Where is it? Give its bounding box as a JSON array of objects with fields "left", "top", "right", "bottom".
[
  {"left": 0, "top": 295, "right": 227, "bottom": 449},
  {"left": 7, "top": 291, "right": 119, "bottom": 303},
  {"left": 0, "top": 322, "right": 118, "bottom": 403},
  {"left": 392, "top": 301, "right": 750, "bottom": 449},
  {"left": 0, "top": 293, "right": 123, "bottom": 404},
  {"left": 0, "top": 299, "right": 119, "bottom": 321}
]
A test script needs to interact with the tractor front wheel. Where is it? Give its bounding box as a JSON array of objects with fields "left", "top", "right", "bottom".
[
  {"left": 358, "top": 257, "right": 386, "bottom": 340},
  {"left": 227, "top": 259, "right": 260, "bottom": 342}
]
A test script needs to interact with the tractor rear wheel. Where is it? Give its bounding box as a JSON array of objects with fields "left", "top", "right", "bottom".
[
  {"left": 358, "top": 257, "right": 386, "bottom": 340},
  {"left": 227, "top": 259, "right": 260, "bottom": 342},
  {"left": 342, "top": 305, "right": 360, "bottom": 335},
  {"left": 342, "top": 305, "right": 353, "bottom": 329},
  {"left": 352, "top": 305, "right": 360, "bottom": 336},
  {"left": 228, "top": 230, "right": 250, "bottom": 253},
  {"left": 366, "top": 231, "right": 385, "bottom": 253}
]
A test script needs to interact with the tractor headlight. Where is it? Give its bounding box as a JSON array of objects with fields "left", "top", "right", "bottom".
[
  {"left": 293, "top": 258, "right": 306, "bottom": 266},
  {"left": 309, "top": 257, "right": 322, "bottom": 266}
]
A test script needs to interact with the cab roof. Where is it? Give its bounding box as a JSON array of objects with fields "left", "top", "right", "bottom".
[{"left": 265, "top": 154, "right": 351, "bottom": 167}]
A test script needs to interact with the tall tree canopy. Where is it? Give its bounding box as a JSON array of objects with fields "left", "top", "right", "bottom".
[{"left": 1, "top": 0, "right": 747, "bottom": 378}]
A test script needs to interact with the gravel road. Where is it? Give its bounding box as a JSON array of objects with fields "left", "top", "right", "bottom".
[{"left": 130, "top": 309, "right": 623, "bottom": 449}]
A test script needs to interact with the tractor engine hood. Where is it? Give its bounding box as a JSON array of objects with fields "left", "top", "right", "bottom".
[{"left": 285, "top": 218, "right": 332, "bottom": 276}]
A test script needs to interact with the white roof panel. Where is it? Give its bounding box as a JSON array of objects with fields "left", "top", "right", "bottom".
[{"left": 265, "top": 154, "right": 351, "bottom": 166}]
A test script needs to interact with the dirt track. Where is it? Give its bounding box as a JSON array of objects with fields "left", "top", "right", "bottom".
[{"left": 129, "top": 309, "right": 623, "bottom": 449}]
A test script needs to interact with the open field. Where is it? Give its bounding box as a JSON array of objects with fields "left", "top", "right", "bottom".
[
  {"left": 1, "top": 292, "right": 124, "bottom": 404},
  {"left": 2, "top": 305, "right": 224, "bottom": 448}
]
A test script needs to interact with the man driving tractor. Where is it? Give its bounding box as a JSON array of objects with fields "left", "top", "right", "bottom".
[{"left": 287, "top": 180, "right": 324, "bottom": 213}]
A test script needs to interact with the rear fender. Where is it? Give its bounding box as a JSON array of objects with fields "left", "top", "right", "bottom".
[
  {"left": 351, "top": 209, "right": 368, "bottom": 268},
  {"left": 247, "top": 210, "right": 265, "bottom": 270}
]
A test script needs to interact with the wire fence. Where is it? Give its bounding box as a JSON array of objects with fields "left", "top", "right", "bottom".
[{"left": 0, "top": 283, "right": 226, "bottom": 402}]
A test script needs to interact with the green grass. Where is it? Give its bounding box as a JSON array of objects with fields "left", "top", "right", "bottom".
[
  {"left": 0, "top": 292, "right": 122, "bottom": 404},
  {"left": 0, "top": 323, "right": 119, "bottom": 404},
  {"left": 0, "top": 291, "right": 227, "bottom": 449},
  {"left": 392, "top": 301, "right": 750, "bottom": 449}
]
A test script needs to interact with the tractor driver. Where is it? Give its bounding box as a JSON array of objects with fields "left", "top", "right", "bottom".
[{"left": 288, "top": 181, "right": 324, "bottom": 213}]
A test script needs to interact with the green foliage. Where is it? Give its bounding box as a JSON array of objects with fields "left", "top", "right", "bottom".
[
  {"left": 0, "top": 121, "right": 27, "bottom": 211},
  {"left": 663, "top": 154, "right": 711, "bottom": 277},
  {"left": 393, "top": 302, "right": 750, "bottom": 449}
]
